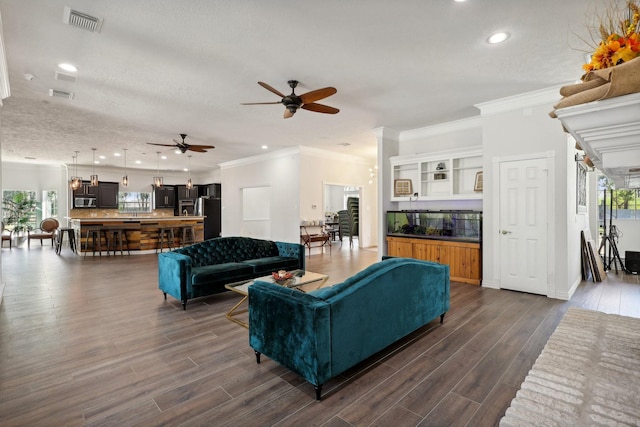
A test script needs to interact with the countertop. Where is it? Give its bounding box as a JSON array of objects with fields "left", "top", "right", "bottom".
[{"left": 69, "top": 216, "right": 205, "bottom": 223}]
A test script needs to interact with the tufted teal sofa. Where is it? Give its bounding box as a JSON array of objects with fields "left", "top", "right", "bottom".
[
  {"left": 248, "top": 257, "right": 450, "bottom": 399},
  {"left": 158, "top": 236, "right": 304, "bottom": 309}
]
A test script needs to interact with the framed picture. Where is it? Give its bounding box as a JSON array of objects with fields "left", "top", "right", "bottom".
[
  {"left": 474, "top": 171, "right": 483, "bottom": 192},
  {"left": 576, "top": 161, "right": 587, "bottom": 213},
  {"left": 394, "top": 179, "right": 413, "bottom": 197}
]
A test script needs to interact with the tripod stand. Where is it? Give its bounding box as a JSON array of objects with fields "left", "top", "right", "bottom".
[{"left": 598, "top": 189, "right": 629, "bottom": 273}]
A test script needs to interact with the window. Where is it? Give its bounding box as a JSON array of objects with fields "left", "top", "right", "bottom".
[
  {"left": 2, "top": 190, "right": 39, "bottom": 232},
  {"left": 597, "top": 175, "right": 640, "bottom": 221},
  {"left": 118, "top": 192, "right": 152, "bottom": 213},
  {"left": 42, "top": 190, "right": 58, "bottom": 220}
]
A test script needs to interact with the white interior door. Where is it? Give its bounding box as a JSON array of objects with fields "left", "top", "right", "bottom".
[{"left": 499, "top": 158, "right": 548, "bottom": 295}]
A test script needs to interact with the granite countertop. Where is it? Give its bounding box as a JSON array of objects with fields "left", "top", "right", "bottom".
[{"left": 70, "top": 216, "right": 205, "bottom": 222}]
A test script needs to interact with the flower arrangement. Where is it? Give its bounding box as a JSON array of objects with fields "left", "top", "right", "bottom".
[{"left": 583, "top": 1, "right": 640, "bottom": 72}]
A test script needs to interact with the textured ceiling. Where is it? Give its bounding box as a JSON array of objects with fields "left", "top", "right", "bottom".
[{"left": 0, "top": 0, "right": 608, "bottom": 173}]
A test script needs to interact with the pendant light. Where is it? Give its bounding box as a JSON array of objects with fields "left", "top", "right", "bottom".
[
  {"left": 90, "top": 148, "right": 99, "bottom": 187},
  {"left": 69, "top": 151, "right": 82, "bottom": 190},
  {"left": 186, "top": 155, "right": 193, "bottom": 190},
  {"left": 153, "top": 151, "right": 163, "bottom": 188},
  {"left": 121, "top": 148, "right": 129, "bottom": 187}
]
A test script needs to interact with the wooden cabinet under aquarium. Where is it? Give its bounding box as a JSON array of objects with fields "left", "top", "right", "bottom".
[{"left": 386, "top": 210, "right": 482, "bottom": 285}]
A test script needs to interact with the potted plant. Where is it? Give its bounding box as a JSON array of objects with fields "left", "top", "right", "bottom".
[{"left": 2, "top": 192, "right": 38, "bottom": 241}]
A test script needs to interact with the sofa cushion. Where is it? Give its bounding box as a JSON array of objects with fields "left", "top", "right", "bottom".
[
  {"left": 175, "top": 237, "right": 281, "bottom": 267},
  {"left": 242, "top": 256, "right": 301, "bottom": 275},
  {"left": 191, "top": 262, "right": 253, "bottom": 287}
]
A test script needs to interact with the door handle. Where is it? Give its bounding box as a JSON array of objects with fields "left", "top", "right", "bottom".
[{"left": 501, "top": 230, "right": 511, "bottom": 234}]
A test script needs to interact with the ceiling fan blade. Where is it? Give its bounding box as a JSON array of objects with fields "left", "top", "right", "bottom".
[
  {"left": 241, "top": 102, "right": 282, "bottom": 105},
  {"left": 301, "top": 103, "right": 340, "bottom": 114},
  {"left": 188, "top": 145, "right": 215, "bottom": 150},
  {"left": 283, "top": 108, "right": 295, "bottom": 119},
  {"left": 147, "top": 143, "right": 177, "bottom": 147},
  {"left": 258, "top": 81, "right": 286, "bottom": 98},
  {"left": 299, "top": 87, "right": 337, "bottom": 104},
  {"left": 187, "top": 147, "right": 209, "bottom": 153}
]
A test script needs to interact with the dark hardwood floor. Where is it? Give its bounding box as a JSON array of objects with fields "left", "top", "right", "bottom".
[{"left": 1, "top": 240, "right": 639, "bottom": 426}]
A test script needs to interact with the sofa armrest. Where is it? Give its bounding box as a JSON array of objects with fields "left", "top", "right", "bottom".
[
  {"left": 158, "top": 251, "right": 193, "bottom": 305},
  {"left": 275, "top": 241, "right": 305, "bottom": 271},
  {"left": 248, "top": 280, "right": 331, "bottom": 386}
]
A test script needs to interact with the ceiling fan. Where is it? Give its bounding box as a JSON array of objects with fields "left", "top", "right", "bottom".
[
  {"left": 242, "top": 80, "right": 339, "bottom": 119},
  {"left": 147, "top": 134, "right": 215, "bottom": 153}
]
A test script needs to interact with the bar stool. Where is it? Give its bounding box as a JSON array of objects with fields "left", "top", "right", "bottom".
[
  {"left": 157, "top": 227, "right": 175, "bottom": 253},
  {"left": 105, "top": 226, "right": 130, "bottom": 256},
  {"left": 180, "top": 225, "right": 196, "bottom": 247},
  {"left": 55, "top": 227, "right": 77, "bottom": 254},
  {"left": 83, "top": 226, "right": 105, "bottom": 257}
]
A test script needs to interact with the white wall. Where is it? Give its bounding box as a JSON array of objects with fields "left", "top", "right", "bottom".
[
  {"left": 220, "top": 146, "right": 378, "bottom": 247},
  {"left": 299, "top": 147, "right": 377, "bottom": 248},
  {"left": 220, "top": 148, "right": 301, "bottom": 243},
  {"left": 478, "top": 88, "right": 578, "bottom": 299}
]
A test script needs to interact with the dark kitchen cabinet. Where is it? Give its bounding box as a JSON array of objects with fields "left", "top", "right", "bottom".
[
  {"left": 198, "top": 183, "right": 221, "bottom": 199},
  {"left": 97, "top": 182, "right": 119, "bottom": 208},
  {"left": 176, "top": 185, "right": 198, "bottom": 201},
  {"left": 72, "top": 181, "right": 97, "bottom": 197},
  {"left": 154, "top": 185, "right": 175, "bottom": 208}
]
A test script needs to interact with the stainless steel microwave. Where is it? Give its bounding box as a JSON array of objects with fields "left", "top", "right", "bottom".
[{"left": 75, "top": 197, "right": 96, "bottom": 208}]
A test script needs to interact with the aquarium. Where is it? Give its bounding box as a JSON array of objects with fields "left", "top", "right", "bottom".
[{"left": 386, "top": 210, "right": 482, "bottom": 242}]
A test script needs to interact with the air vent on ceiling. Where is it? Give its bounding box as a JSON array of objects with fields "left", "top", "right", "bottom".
[
  {"left": 49, "top": 89, "right": 74, "bottom": 100},
  {"left": 55, "top": 71, "right": 77, "bottom": 83},
  {"left": 63, "top": 6, "right": 103, "bottom": 32}
]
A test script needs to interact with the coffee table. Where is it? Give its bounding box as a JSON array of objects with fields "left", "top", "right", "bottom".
[{"left": 224, "top": 270, "right": 329, "bottom": 328}]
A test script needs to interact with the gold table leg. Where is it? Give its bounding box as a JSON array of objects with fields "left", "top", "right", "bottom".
[{"left": 225, "top": 295, "right": 249, "bottom": 328}]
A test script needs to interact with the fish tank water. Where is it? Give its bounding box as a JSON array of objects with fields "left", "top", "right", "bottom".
[{"left": 386, "top": 210, "right": 482, "bottom": 242}]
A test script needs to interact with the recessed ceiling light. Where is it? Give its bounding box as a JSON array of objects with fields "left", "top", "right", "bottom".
[
  {"left": 135, "top": 160, "right": 142, "bottom": 164},
  {"left": 454, "top": 0, "right": 467, "bottom": 2},
  {"left": 161, "top": 155, "right": 167, "bottom": 160},
  {"left": 99, "top": 155, "right": 106, "bottom": 160},
  {"left": 175, "top": 150, "right": 182, "bottom": 155},
  {"left": 488, "top": 32, "right": 509, "bottom": 44},
  {"left": 262, "top": 145, "right": 268, "bottom": 150},
  {"left": 114, "top": 152, "right": 121, "bottom": 157},
  {"left": 183, "top": 168, "right": 188, "bottom": 172},
  {"left": 57, "top": 63, "right": 78, "bottom": 72}
]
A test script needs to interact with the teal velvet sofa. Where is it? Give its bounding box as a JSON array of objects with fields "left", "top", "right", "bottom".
[
  {"left": 158, "top": 236, "right": 304, "bottom": 310},
  {"left": 248, "top": 257, "right": 450, "bottom": 399}
]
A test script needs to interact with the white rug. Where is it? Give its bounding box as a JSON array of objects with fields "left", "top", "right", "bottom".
[{"left": 500, "top": 307, "right": 640, "bottom": 427}]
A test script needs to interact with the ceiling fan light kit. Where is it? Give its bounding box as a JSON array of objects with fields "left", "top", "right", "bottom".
[
  {"left": 147, "top": 133, "right": 214, "bottom": 154},
  {"left": 242, "top": 80, "right": 339, "bottom": 119}
]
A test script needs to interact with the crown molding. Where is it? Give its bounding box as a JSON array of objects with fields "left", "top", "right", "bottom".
[
  {"left": 400, "top": 116, "right": 481, "bottom": 142},
  {"left": 475, "top": 84, "right": 569, "bottom": 116}
]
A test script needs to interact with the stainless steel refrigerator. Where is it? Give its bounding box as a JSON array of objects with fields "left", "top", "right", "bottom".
[{"left": 195, "top": 197, "right": 221, "bottom": 240}]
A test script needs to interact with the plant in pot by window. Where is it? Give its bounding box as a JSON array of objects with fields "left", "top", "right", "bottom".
[{"left": 2, "top": 192, "right": 38, "bottom": 238}]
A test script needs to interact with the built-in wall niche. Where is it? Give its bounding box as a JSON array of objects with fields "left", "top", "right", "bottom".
[{"left": 390, "top": 147, "right": 482, "bottom": 201}]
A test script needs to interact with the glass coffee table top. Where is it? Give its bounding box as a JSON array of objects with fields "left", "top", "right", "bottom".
[
  {"left": 224, "top": 270, "right": 329, "bottom": 328},
  {"left": 226, "top": 270, "right": 329, "bottom": 295}
]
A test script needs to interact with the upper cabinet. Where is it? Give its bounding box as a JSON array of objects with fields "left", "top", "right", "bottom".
[
  {"left": 97, "top": 182, "right": 119, "bottom": 208},
  {"left": 72, "top": 181, "right": 97, "bottom": 198},
  {"left": 390, "top": 148, "right": 482, "bottom": 201},
  {"left": 154, "top": 185, "right": 175, "bottom": 209},
  {"left": 175, "top": 185, "right": 198, "bottom": 201}
]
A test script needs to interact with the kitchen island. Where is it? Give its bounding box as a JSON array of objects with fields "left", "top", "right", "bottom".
[{"left": 69, "top": 216, "right": 205, "bottom": 254}]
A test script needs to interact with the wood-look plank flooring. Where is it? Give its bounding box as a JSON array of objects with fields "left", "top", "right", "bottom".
[{"left": 1, "top": 241, "right": 639, "bottom": 426}]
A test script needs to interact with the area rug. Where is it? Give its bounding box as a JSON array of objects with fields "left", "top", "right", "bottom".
[{"left": 500, "top": 307, "right": 640, "bottom": 426}]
